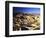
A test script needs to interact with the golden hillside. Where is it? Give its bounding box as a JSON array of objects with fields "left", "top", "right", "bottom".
[{"left": 13, "top": 13, "right": 40, "bottom": 31}]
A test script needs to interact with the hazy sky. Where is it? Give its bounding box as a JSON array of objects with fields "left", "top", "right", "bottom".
[{"left": 13, "top": 7, "right": 40, "bottom": 14}]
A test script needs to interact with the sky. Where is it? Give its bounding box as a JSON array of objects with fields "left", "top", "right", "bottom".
[{"left": 13, "top": 7, "right": 40, "bottom": 14}]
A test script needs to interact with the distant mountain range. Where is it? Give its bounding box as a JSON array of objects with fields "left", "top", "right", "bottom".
[{"left": 13, "top": 12, "right": 40, "bottom": 16}]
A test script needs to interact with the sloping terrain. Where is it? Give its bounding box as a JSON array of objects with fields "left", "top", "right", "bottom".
[{"left": 13, "top": 13, "right": 40, "bottom": 31}]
